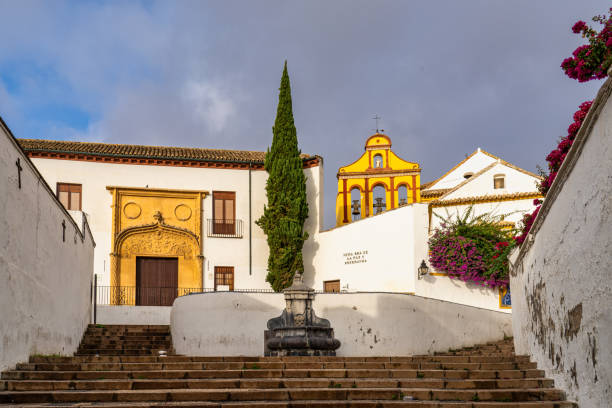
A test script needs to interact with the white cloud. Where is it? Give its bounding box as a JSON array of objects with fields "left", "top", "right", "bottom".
[{"left": 182, "top": 80, "right": 236, "bottom": 133}]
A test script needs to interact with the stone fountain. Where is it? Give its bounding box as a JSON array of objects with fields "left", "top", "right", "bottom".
[{"left": 264, "top": 272, "right": 341, "bottom": 356}]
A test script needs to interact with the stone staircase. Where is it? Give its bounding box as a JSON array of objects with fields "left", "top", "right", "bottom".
[{"left": 0, "top": 325, "right": 576, "bottom": 407}]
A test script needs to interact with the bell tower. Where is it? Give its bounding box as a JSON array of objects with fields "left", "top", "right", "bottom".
[{"left": 335, "top": 133, "right": 421, "bottom": 226}]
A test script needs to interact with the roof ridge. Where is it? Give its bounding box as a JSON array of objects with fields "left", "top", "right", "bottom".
[
  {"left": 434, "top": 161, "right": 498, "bottom": 201},
  {"left": 17, "top": 138, "right": 267, "bottom": 155},
  {"left": 424, "top": 149, "right": 480, "bottom": 190}
]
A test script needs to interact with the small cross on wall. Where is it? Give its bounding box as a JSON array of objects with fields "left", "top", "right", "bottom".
[{"left": 15, "top": 158, "right": 23, "bottom": 189}]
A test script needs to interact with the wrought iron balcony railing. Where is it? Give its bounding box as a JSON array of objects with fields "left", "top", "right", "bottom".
[{"left": 207, "top": 219, "right": 243, "bottom": 238}]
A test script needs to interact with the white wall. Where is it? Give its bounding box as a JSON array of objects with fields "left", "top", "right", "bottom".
[
  {"left": 430, "top": 199, "right": 536, "bottom": 234},
  {"left": 443, "top": 162, "right": 540, "bottom": 200},
  {"left": 29, "top": 157, "right": 322, "bottom": 290},
  {"left": 171, "top": 292, "right": 512, "bottom": 356},
  {"left": 416, "top": 273, "right": 508, "bottom": 313},
  {"left": 0, "top": 120, "right": 95, "bottom": 371},
  {"left": 510, "top": 79, "right": 612, "bottom": 407},
  {"left": 305, "top": 204, "right": 429, "bottom": 293},
  {"left": 305, "top": 203, "right": 508, "bottom": 312},
  {"left": 97, "top": 306, "right": 171, "bottom": 325},
  {"left": 427, "top": 150, "right": 496, "bottom": 190}
]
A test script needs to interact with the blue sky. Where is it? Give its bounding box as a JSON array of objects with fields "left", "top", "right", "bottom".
[{"left": 0, "top": 0, "right": 609, "bottom": 228}]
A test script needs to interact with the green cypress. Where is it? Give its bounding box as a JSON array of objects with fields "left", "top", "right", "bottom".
[{"left": 256, "top": 61, "right": 309, "bottom": 292}]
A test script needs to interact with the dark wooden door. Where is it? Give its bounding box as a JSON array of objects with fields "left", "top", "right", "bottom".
[
  {"left": 324, "top": 280, "right": 340, "bottom": 293},
  {"left": 214, "top": 266, "right": 234, "bottom": 291},
  {"left": 136, "top": 257, "right": 178, "bottom": 306}
]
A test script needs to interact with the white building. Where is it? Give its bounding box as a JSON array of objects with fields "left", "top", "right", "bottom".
[
  {"left": 18, "top": 137, "right": 540, "bottom": 314},
  {"left": 18, "top": 139, "right": 323, "bottom": 301}
]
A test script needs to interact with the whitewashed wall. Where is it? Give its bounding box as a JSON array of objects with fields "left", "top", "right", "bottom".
[
  {"left": 172, "top": 292, "right": 512, "bottom": 356},
  {"left": 0, "top": 120, "right": 95, "bottom": 371},
  {"left": 305, "top": 204, "right": 429, "bottom": 293},
  {"left": 416, "top": 274, "right": 508, "bottom": 313},
  {"left": 443, "top": 162, "right": 539, "bottom": 201},
  {"left": 97, "top": 306, "right": 171, "bottom": 325},
  {"left": 305, "top": 203, "right": 508, "bottom": 312},
  {"left": 428, "top": 150, "right": 497, "bottom": 189},
  {"left": 29, "top": 157, "right": 323, "bottom": 290},
  {"left": 430, "top": 199, "right": 536, "bottom": 232},
  {"left": 510, "top": 79, "right": 612, "bottom": 407}
]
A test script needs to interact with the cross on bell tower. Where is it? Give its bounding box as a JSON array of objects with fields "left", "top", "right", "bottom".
[{"left": 372, "top": 114, "right": 384, "bottom": 134}]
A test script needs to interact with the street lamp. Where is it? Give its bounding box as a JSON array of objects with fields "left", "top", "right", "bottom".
[{"left": 418, "top": 260, "right": 429, "bottom": 279}]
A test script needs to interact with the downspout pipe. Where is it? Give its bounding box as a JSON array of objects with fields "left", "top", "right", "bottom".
[{"left": 249, "top": 161, "right": 252, "bottom": 275}]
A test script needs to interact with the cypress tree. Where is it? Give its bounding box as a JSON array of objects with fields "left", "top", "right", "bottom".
[{"left": 256, "top": 61, "right": 309, "bottom": 292}]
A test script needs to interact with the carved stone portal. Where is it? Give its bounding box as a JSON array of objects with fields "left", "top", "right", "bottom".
[{"left": 265, "top": 272, "right": 341, "bottom": 356}]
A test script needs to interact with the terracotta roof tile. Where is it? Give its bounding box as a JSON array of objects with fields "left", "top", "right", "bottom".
[
  {"left": 17, "top": 139, "right": 316, "bottom": 164},
  {"left": 421, "top": 188, "right": 451, "bottom": 198},
  {"left": 431, "top": 191, "right": 543, "bottom": 206}
]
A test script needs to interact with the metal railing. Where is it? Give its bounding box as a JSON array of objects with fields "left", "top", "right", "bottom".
[
  {"left": 95, "top": 286, "right": 400, "bottom": 307},
  {"left": 96, "top": 286, "right": 203, "bottom": 306},
  {"left": 207, "top": 219, "right": 243, "bottom": 238}
]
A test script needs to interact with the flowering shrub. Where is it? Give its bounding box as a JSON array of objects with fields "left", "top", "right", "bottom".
[
  {"left": 515, "top": 8, "right": 607, "bottom": 244},
  {"left": 428, "top": 208, "right": 515, "bottom": 288},
  {"left": 561, "top": 10, "right": 612, "bottom": 82},
  {"left": 515, "top": 100, "right": 592, "bottom": 243}
]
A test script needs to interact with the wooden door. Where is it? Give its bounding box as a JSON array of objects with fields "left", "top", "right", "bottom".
[
  {"left": 136, "top": 257, "right": 178, "bottom": 306},
  {"left": 214, "top": 266, "right": 234, "bottom": 291},
  {"left": 324, "top": 280, "right": 340, "bottom": 293}
]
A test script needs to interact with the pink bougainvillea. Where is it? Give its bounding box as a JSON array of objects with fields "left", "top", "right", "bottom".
[
  {"left": 561, "top": 10, "right": 612, "bottom": 82},
  {"left": 516, "top": 100, "right": 591, "bottom": 243}
]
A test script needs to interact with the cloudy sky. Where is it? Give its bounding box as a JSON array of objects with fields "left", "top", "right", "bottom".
[{"left": 0, "top": 0, "right": 609, "bottom": 228}]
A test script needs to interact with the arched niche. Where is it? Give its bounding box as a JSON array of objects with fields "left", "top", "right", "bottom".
[
  {"left": 372, "top": 184, "right": 387, "bottom": 214},
  {"left": 349, "top": 187, "right": 362, "bottom": 221},
  {"left": 397, "top": 185, "right": 408, "bottom": 206},
  {"left": 111, "top": 224, "right": 202, "bottom": 304}
]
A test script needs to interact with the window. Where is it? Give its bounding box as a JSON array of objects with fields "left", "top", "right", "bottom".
[
  {"left": 494, "top": 174, "right": 505, "bottom": 189},
  {"left": 213, "top": 191, "right": 235, "bottom": 235},
  {"left": 57, "top": 183, "right": 82, "bottom": 210},
  {"left": 214, "top": 266, "right": 234, "bottom": 291},
  {"left": 373, "top": 154, "right": 383, "bottom": 168}
]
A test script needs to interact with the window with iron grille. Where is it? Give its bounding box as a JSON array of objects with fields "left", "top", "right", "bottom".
[
  {"left": 214, "top": 266, "right": 234, "bottom": 291},
  {"left": 57, "top": 183, "right": 82, "bottom": 210}
]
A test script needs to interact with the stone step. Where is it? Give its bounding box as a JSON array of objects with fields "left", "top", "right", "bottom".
[
  {"left": 0, "top": 377, "right": 555, "bottom": 391},
  {"left": 26, "top": 355, "right": 532, "bottom": 364},
  {"left": 15, "top": 361, "right": 539, "bottom": 371},
  {"left": 75, "top": 349, "right": 168, "bottom": 356},
  {"left": 0, "top": 387, "right": 567, "bottom": 404},
  {"left": 0, "top": 401, "right": 579, "bottom": 407},
  {"left": 1, "top": 368, "right": 547, "bottom": 381}
]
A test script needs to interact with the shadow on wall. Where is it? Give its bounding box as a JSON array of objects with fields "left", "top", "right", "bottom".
[
  {"left": 420, "top": 272, "right": 496, "bottom": 296},
  {"left": 171, "top": 292, "right": 512, "bottom": 357},
  {"left": 302, "top": 236, "right": 320, "bottom": 289},
  {"left": 317, "top": 293, "right": 512, "bottom": 356}
]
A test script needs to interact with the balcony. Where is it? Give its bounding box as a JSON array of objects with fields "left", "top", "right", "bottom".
[{"left": 207, "top": 219, "right": 244, "bottom": 238}]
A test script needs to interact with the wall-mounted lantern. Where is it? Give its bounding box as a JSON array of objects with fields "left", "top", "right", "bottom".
[{"left": 418, "top": 260, "right": 429, "bottom": 279}]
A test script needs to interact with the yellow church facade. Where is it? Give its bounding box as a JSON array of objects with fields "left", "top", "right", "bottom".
[{"left": 336, "top": 133, "right": 421, "bottom": 226}]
